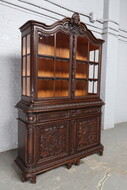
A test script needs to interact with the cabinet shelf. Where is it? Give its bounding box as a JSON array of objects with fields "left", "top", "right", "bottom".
[
  {"left": 38, "top": 76, "right": 69, "bottom": 80},
  {"left": 38, "top": 54, "right": 70, "bottom": 62},
  {"left": 76, "top": 59, "right": 88, "bottom": 64},
  {"left": 89, "top": 61, "right": 99, "bottom": 65}
]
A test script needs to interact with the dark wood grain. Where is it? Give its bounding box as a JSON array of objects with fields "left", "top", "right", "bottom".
[{"left": 15, "top": 12, "right": 104, "bottom": 183}]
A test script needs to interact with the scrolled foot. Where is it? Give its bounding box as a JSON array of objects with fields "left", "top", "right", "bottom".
[
  {"left": 98, "top": 149, "right": 103, "bottom": 156},
  {"left": 31, "top": 175, "right": 36, "bottom": 184},
  {"left": 66, "top": 162, "right": 72, "bottom": 169},
  {"left": 75, "top": 159, "right": 80, "bottom": 166}
]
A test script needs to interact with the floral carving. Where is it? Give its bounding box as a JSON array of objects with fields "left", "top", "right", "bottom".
[
  {"left": 38, "top": 122, "right": 68, "bottom": 160},
  {"left": 77, "top": 118, "right": 98, "bottom": 150}
]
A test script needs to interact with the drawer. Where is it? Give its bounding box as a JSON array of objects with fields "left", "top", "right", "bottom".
[
  {"left": 36, "top": 110, "right": 69, "bottom": 122},
  {"left": 77, "top": 107, "right": 100, "bottom": 117}
]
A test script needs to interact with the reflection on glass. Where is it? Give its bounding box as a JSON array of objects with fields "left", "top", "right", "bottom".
[
  {"left": 76, "top": 37, "right": 88, "bottom": 61},
  {"left": 38, "top": 34, "right": 54, "bottom": 56},
  {"left": 23, "top": 37, "right": 26, "bottom": 55},
  {"left": 55, "top": 80, "right": 69, "bottom": 97},
  {"left": 56, "top": 32, "right": 70, "bottom": 58},
  {"left": 38, "top": 58, "right": 54, "bottom": 77},
  {"left": 27, "top": 34, "right": 30, "bottom": 54}
]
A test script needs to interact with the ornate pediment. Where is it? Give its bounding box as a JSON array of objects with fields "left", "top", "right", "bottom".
[{"left": 63, "top": 13, "right": 86, "bottom": 35}]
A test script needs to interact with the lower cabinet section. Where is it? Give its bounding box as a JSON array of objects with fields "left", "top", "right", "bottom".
[{"left": 15, "top": 109, "right": 103, "bottom": 184}]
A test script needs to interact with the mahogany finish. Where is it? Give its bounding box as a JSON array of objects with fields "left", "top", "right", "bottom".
[{"left": 15, "top": 13, "right": 104, "bottom": 183}]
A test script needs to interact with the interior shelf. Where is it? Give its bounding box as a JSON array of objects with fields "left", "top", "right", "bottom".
[{"left": 38, "top": 76, "right": 69, "bottom": 80}]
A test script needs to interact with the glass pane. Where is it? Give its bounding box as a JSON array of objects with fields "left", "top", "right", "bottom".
[
  {"left": 88, "top": 81, "right": 93, "bottom": 93},
  {"left": 88, "top": 64, "right": 94, "bottom": 78},
  {"left": 22, "top": 77, "right": 26, "bottom": 95},
  {"left": 75, "top": 80, "right": 87, "bottom": 96},
  {"left": 95, "top": 50, "right": 99, "bottom": 62},
  {"left": 38, "top": 79, "right": 54, "bottom": 98},
  {"left": 55, "top": 80, "right": 69, "bottom": 97},
  {"left": 27, "top": 55, "right": 30, "bottom": 76},
  {"left": 76, "top": 37, "right": 88, "bottom": 61},
  {"left": 94, "top": 65, "right": 98, "bottom": 79},
  {"left": 89, "top": 44, "right": 99, "bottom": 62},
  {"left": 27, "top": 34, "right": 30, "bottom": 54},
  {"left": 26, "top": 77, "right": 30, "bottom": 96},
  {"left": 38, "top": 58, "right": 54, "bottom": 77},
  {"left": 56, "top": 32, "right": 70, "bottom": 58},
  {"left": 76, "top": 62, "right": 87, "bottom": 79},
  {"left": 23, "top": 57, "right": 26, "bottom": 76},
  {"left": 23, "top": 37, "right": 26, "bottom": 55},
  {"left": 38, "top": 34, "right": 54, "bottom": 56},
  {"left": 55, "top": 60, "right": 69, "bottom": 78},
  {"left": 94, "top": 81, "right": 98, "bottom": 93}
]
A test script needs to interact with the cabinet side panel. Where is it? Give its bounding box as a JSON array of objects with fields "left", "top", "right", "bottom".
[{"left": 18, "top": 120, "right": 27, "bottom": 164}]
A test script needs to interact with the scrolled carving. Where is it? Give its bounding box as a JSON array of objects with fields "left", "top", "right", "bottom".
[
  {"left": 71, "top": 12, "right": 80, "bottom": 26},
  {"left": 63, "top": 13, "right": 85, "bottom": 35},
  {"left": 63, "top": 22, "right": 85, "bottom": 35}
]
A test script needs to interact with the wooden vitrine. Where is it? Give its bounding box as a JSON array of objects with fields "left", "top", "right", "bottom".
[{"left": 15, "top": 13, "right": 104, "bottom": 183}]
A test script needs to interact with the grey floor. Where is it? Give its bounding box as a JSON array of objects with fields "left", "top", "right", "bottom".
[{"left": 0, "top": 123, "right": 127, "bottom": 190}]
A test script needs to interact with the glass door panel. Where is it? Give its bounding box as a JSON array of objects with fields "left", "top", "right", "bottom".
[
  {"left": 88, "top": 43, "right": 99, "bottom": 95},
  {"left": 76, "top": 62, "right": 87, "bottom": 79},
  {"left": 38, "top": 34, "right": 54, "bottom": 56},
  {"left": 22, "top": 33, "right": 31, "bottom": 96},
  {"left": 75, "top": 80, "right": 87, "bottom": 96},
  {"left": 76, "top": 37, "right": 88, "bottom": 61},
  {"left": 55, "top": 60, "right": 69, "bottom": 78},
  {"left": 38, "top": 57, "right": 54, "bottom": 77},
  {"left": 55, "top": 80, "right": 69, "bottom": 97},
  {"left": 56, "top": 32, "right": 70, "bottom": 58},
  {"left": 38, "top": 79, "right": 54, "bottom": 98},
  {"left": 27, "top": 34, "right": 30, "bottom": 54},
  {"left": 37, "top": 31, "right": 70, "bottom": 98}
]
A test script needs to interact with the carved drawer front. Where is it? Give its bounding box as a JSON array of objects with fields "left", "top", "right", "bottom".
[
  {"left": 76, "top": 116, "right": 100, "bottom": 151},
  {"left": 36, "top": 110, "right": 69, "bottom": 123},
  {"left": 77, "top": 107, "right": 100, "bottom": 117},
  {"left": 36, "top": 121, "right": 69, "bottom": 163}
]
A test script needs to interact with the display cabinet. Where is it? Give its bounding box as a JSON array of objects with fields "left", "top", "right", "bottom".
[{"left": 15, "top": 13, "right": 104, "bottom": 183}]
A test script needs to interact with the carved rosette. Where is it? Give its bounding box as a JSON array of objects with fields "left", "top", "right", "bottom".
[{"left": 26, "top": 113, "right": 36, "bottom": 123}]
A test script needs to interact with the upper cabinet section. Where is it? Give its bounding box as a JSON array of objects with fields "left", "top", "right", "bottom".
[{"left": 20, "top": 13, "right": 104, "bottom": 101}]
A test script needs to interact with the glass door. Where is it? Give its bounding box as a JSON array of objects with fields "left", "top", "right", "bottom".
[
  {"left": 22, "top": 34, "right": 31, "bottom": 96},
  {"left": 37, "top": 31, "right": 70, "bottom": 98},
  {"left": 88, "top": 44, "right": 99, "bottom": 95},
  {"left": 75, "top": 36, "right": 89, "bottom": 97}
]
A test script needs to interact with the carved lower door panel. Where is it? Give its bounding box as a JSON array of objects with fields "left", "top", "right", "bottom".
[
  {"left": 76, "top": 116, "right": 100, "bottom": 152},
  {"left": 35, "top": 120, "right": 69, "bottom": 164}
]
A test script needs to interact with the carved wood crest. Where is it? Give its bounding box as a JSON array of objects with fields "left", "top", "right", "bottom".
[{"left": 63, "top": 13, "right": 86, "bottom": 35}]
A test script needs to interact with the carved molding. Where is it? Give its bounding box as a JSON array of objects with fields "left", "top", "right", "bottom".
[{"left": 15, "top": 144, "right": 103, "bottom": 173}]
